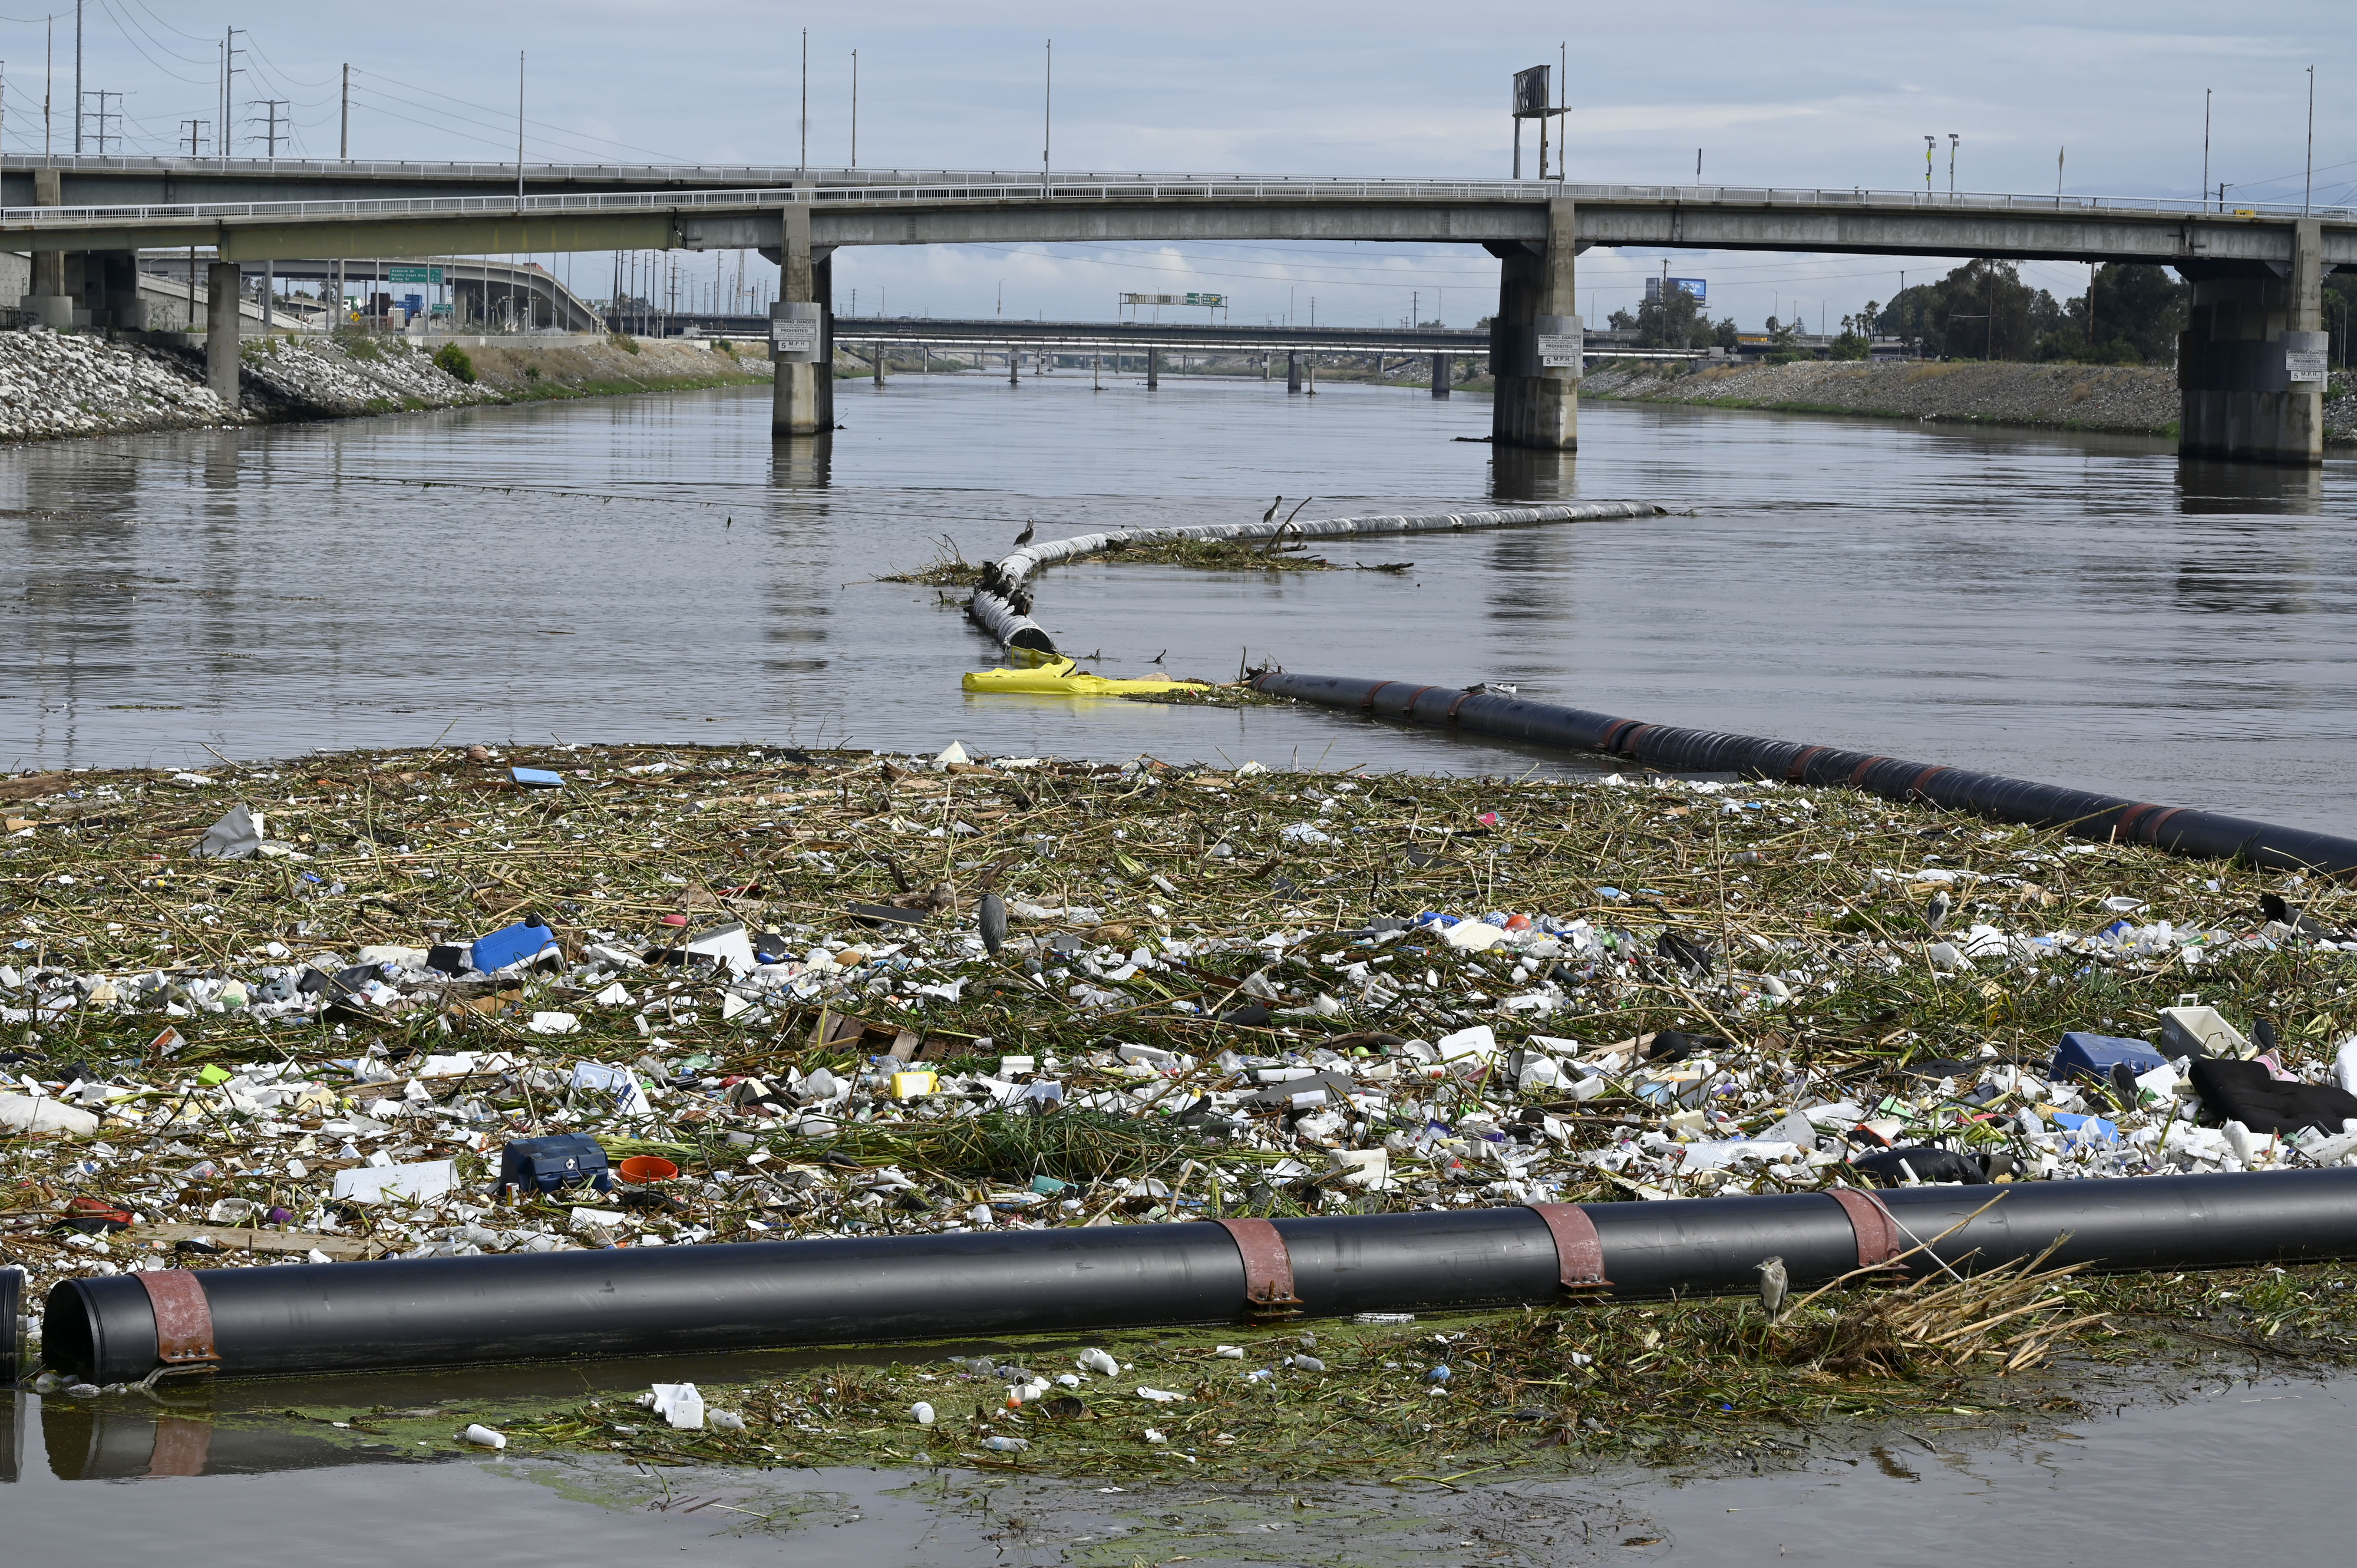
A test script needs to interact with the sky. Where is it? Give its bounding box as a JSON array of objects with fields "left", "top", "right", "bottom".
[{"left": 6, "top": 1, "right": 2348, "bottom": 329}]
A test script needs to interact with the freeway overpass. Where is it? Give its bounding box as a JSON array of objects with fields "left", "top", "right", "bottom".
[{"left": 7, "top": 160, "right": 2346, "bottom": 463}]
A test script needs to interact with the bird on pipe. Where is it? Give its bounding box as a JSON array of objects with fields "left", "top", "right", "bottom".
[
  {"left": 1755, "top": 1255, "right": 1788, "bottom": 1323},
  {"left": 1260, "top": 496, "right": 1282, "bottom": 524},
  {"left": 1014, "top": 519, "right": 1035, "bottom": 546}
]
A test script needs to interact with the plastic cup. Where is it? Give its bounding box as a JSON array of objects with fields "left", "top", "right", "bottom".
[{"left": 618, "top": 1155, "right": 679, "bottom": 1184}]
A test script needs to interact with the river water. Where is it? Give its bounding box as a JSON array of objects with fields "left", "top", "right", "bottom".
[
  {"left": 5, "top": 372, "right": 2355, "bottom": 1556},
  {"left": 5, "top": 373, "right": 2353, "bottom": 831}
]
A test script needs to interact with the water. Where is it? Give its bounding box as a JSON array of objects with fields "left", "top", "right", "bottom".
[
  {"left": 6, "top": 1372, "right": 2353, "bottom": 1563},
  {"left": 5, "top": 373, "right": 2352, "bottom": 833}
]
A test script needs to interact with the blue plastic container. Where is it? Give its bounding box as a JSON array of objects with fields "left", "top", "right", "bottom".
[
  {"left": 497, "top": 1133, "right": 612, "bottom": 1197},
  {"left": 471, "top": 916, "right": 558, "bottom": 974},
  {"left": 511, "top": 767, "right": 565, "bottom": 790},
  {"left": 2049, "top": 1031, "right": 2167, "bottom": 1085}
]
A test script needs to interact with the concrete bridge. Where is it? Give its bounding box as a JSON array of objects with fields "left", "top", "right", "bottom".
[{"left": 6, "top": 159, "right": 2349, "bottom": 464}]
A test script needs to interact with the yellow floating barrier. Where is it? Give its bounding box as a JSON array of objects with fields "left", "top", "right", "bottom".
[{"left": 961, "top": 658, "right": 1209, "bottom": 697}]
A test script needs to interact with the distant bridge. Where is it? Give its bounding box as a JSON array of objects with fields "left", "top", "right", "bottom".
[{"left": 6, "top": 159, "right": 2342, "bottom": 463}]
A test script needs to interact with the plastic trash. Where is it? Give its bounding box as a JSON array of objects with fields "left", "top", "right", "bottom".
[
  {"left": 618, "top": 1155, "right": 679, "bottom": 1184},
  {"left": 331, "top": 1159, "right": 457, "bottom": 1203},
  {"left": 510, "top": 767, "right": 565, "bottom": 790},
  {"left": 2337, "top": 1037, "right": 2357, "bottom": 1097},
  {"left": 471, "top": 916, "right": 559, "bottom": 975},
  {"left": 979, "top": 892, "right": 1008, "bottom": 956},
  {"left": 190, "top": 803, "right": 265, "bottom": 861},
  {"left": 680, "top": 921, "right": 758, "bottom": 975},
  {"left": 1136, "top": 1386, "right": 1187, "bottom": 1402},
  {"left": 2050, "top": 1032, "right": 2167, "bottom": 1086},
  {"left": 891, "top": 1070, "right": 939, "bottom": 1099},
  {"left": 909, "top": 1401, "right": 936, "bottom": 1425},
  {"left": 646, "top": 1382, "right": 705, "bottom": 1430},
  {"left": 2160, "top": 1004, "right": 2250, "bottom": 1059},
  {"left": 1077, "top": 1348, "right": 1120, "bottom": 1376},
  {"left": 982, "top": 1435, "right": 1031, "bottom": 1452},
  {"left": 0, "top": 1093, "right": 101, "bottom": 1136},
  {"left": 710, "top": 1410, "right": 747, "bottom": 1431},
  {"left": 497, "top": 1133, "right": 613, "bottom": 1196},
  {"left": 460, "top": 1424, "right": 507, "bottom": 1448}
]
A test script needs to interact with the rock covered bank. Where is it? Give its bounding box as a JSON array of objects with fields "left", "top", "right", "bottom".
[
  {"left": 1583, "top": 357, "right": 2188, "bottom": 438},
  {"left": 0, "top": 328, "right": 772, "bottom": 446}
]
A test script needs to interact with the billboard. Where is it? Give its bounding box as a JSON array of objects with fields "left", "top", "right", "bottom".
[
  {"left": 1122, "top": 293, "right": 1227, "bottom": 308},
  {"left": 1513, "top": 65, "right": 1550, "bottom": 118},
  {"left": 1644, "top": 277, "right": 1708, "bottom": 305}
]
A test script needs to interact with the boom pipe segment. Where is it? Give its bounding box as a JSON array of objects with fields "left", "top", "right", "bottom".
[
  {"left": 41, "top": 1171, "right": 2357, "bottom": 1382},
  {"left": 963, "top": 502, "right": 1664, "bottom": 658},
  {"left": 1253, "top": 671, "right": 2357, "bottom": 876}
]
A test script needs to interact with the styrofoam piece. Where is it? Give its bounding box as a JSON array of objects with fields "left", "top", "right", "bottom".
[
  {"left": 330, "top": 1158, "right": 455, "bottom": 1203},
  {"left": 0, "top": 1093, "right": 100, "bottom": 1135}
]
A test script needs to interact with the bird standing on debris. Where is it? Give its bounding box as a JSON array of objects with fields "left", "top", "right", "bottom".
[
  {"left": 1014, "top": 519, "right": 1035, "bottom": 546},
  {"left": 1926, "top": 891, "right": 1951, "bottom": 932},
  {"left": 1756, "top": 1256, "right": 1788, "bottom": 1323},
  {"left": 1260, "top": 496, "right": 1282, "bottom": 523}
]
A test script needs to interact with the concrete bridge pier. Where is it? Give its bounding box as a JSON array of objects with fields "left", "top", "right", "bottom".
[
  {"left": 1486, "top": 199, "right": 1580, "bottom": 451},
  {"left": 1430, "top": 352, "right": 1451, "bottom": 399},
  {"left": 1147, "top": 348, "right": 1160, "bottom": 389},
  {"left": 768, "top": 198, "right": 830, "bottom": 438},
  {"left": 1008, "top": 350, "right": 1020, "bottom": 385},
  {"left": 2177, "top": 221, "right": 2328, "bottom": 466},
  {"left": 205, "top": 261, "right": 241, "bottom": 406},
  {"left": 1286, "top": 351, "right": 1302, "bottom": 394}
]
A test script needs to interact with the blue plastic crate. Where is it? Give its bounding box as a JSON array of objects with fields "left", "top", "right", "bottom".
[
  {"left": 497, "top": 1133, "right": 612, "bottom": 1197},
  {"left": 2049, "top": 1031, "right": 2167, "bottom": 1085}
]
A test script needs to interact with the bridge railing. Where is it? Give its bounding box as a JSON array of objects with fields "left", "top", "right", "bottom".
[{"left": 3, "top": 177, "right": 2348, "bottom": 227}]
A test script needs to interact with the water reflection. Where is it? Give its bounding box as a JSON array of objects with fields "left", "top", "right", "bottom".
[
  {"left": 1488, "top": 444, "right": 1576, "bottom": 503},
  {"left": 2177, "top": 457, "right": 2326, "bottom": 514}
]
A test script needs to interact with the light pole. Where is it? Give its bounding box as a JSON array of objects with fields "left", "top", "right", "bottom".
[
  {"left": 2201, "top": 88, "right": 2211, "bottom": 212},
  {"left": 1924, "top": 135, "right": 1933, "bottom": 194},
  {"left": 1947, "top": 134, "right": 1958, "bottom": 197},
  {"left": 2303, "top": 65, "right": 2315, "bottom": 216}
]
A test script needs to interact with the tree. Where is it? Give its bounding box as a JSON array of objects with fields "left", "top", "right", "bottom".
[
  {"left": 1635, "top": 283, "right": 1722, "bottom": 351},
  {"left": 1828, "top": 303, "right": 1876, "bottom": 360},
  {"left": 2032, "top": 263, "right": 2187, "bottom": 364},
  {"left": 1886, "top": 260, "right": 2061, "bottom": 360},
  {"left": 1606, "top": 307, "right": 1638, "bottom": 331}
]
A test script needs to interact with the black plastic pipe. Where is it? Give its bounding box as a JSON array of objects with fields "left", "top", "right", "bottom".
[
  {"left": 43, "top": 1170, "right": 2357, "bottom": 1382},
  {"left": 1250, "top": 671, "right": 2357, "bottom": 876}
]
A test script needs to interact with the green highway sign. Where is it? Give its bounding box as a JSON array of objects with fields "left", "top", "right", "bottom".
[{"left": 387, "top": 265, "right": 444, "bottom": 285}]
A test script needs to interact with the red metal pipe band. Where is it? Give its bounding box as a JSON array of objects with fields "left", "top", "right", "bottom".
[
  {"left": 1849, "top": 756, "right": 1891, "bottom": 789},
  {"left": 1211, "top": 1217, "right": 1302, "bottom": 1312},
  {"left": 136, "top": 1269, "right": 220, "bottom": 1366},
  {"left": 1825, "top": 1187, "right": 1904, "bottom": 1270},
  {"left": 1784, "top": 745, "right": 1828, "bottom": 783},
  {"left": 1907, "top": 765, "right": 1949, "bottom": 800},
  {"left": 1524, "top": 1203, "right": 1611, "bottom": 1289}
]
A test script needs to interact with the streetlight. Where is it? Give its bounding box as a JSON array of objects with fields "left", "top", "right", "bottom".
[
  {"left": 1947, "top": 134, "right": 1959, "bottom": 197},
  {"left": 1924, "top": 135, "right": 1934, "bottom": 193}
]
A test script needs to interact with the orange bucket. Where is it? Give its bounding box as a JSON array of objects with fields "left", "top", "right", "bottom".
[{"left": 618, "top": 1155, "right": 679, "bottom": 1184}]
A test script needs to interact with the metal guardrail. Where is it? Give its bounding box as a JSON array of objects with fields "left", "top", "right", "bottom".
[{"left": 2, "top": 177, "right": 2349, "bottom": 229}]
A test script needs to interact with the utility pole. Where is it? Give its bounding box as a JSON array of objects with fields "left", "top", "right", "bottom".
[
  {"left": 516, "top": 52, "right": 525, "bottom": 204},
  {"left": 44, "top": 16, "right": 51, "bottom": 163},
  {"left": 799, "top": 28, "right": 807, "bottom": 172},
  {"left": 72, "top": 0, "right": 79, "bottom": 155},
  {"left": 2201, "top": 88, "right": 2211, "bottom": 212},
  {"left": 1042, "top": 39, "right": 1052, "bottom": 182},
  {"left": 850, "top": 49, "right": 857, "bottom": 167},
  {"left": 341, "top": 64, "right": 350, "bottom": 160},
  {"left": 1947, "top": 134, "right": 1957, "bottom": 196},
  {"left": 1923, "top": 134, "right": 1933, "bottom": 193},
  {"left": 220, "top": 28, "right": 242, "bottom": 170},
  {"left": 256, "top": 99, "right": 288, "bottom": 160}
]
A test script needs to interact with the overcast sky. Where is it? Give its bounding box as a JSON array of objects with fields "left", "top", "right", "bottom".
[{"left": 13, "top": 1, "right": 2347, "bottom": 329}]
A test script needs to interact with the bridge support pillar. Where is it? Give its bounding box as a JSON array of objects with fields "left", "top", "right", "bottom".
[
  {"left": 1147, "top": 348, "right": 1160, "bottom": 389},
  {"left": 770, "top": 199, "right": 830, "bottom": 438},
  {"left": 1430, "top": 352, "right": 1450, "bottom": 400},
  {"left": 2177, "top": 223, "right": 2325, "bottom": 467},
  {"left": 1009, "top": 350, "right": 1019, "bottom": 385},
  {"left": 1487, "top": 199, "right": 1579, "bottom": 451},
  {"left": 1286, "top": 351, "right": 1301, "bottom": 394},
  {"left": 205, "top": 261, "right": 242, "bottom": 407}
]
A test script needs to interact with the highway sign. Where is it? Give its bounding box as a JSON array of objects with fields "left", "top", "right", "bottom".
[{"left": 387, "top": 265, "right": 444, "bottom": 285}]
